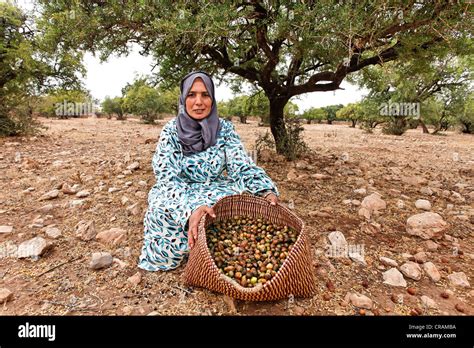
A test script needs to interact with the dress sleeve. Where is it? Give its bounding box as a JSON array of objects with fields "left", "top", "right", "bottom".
[
  {"left": 223, "top": 121, "right": 279, "bottom": 197},
  {"left": 151, "top": 122, "right": 205, "bottom": 223}
]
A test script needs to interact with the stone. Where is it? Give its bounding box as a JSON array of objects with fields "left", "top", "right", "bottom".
[
  {"left": 287, "top": 169, "right": 298, "bottom": 181},
  {"left": 447, "top": 272, "right": 470, "bottom": 288},
  {"left": 425, "top": 240, "right": 439, "bottom": 251},
  {"left": 420, "top": 187, "right": 434, "bottom": 196},
  {"left": 351, "top": 199, "right": 361, "bottom": 206},
  {"left": 413, "top": 252, "right": 428, "bottom": 263},
  {"left": 400, "top": 262, "right": 422, "bottom": 281},
  {"left": 380, "top": 257, "right": 398, "bottom": 267},
  {"left": 0, "top": 225, "right": 13, "bottom": 234},
  {"left": 420, "top": 295, "right": 438, "bottom": 310},
  {"left": 121, "top": 196, "right": 130, "bottom": 206},
  {"left": 328, "top": 231, "right": 347, "bottom": 249},
  {"left": 359, "top": 193, "right": 386, "bottom": 219},
  {"left": 0, "top": 288, "right": 13, "bottom": 304},
  {"left": 75, "top": 220, "right": 96, "bottom": 241},
  {"left": 354, "top": 188, "right": 367, "bottom": 196},
  {"left": 126, "top": 162, "right": 140, "bottom": 171},
  {"left": 415, "top": 199, "right": 431, "bottom": 211},
  {"left": 138, "top": 180, "right": 147, "bottom": 187},
  {"left": 38, "top": 203, "right": 58, "bottom": 213},
  {"left": 135, "top": 191, "right": 146, "bottom": 199},
  {"left": 62, "top": 183, "right": 77, "bottom": 195},
  {"left": 383, "top": 268, "right": 407, "bottom": 287},
  {"left": 310, "top": 173, "right": 330, "bottom": 180},
  {"left": 349, "top": 250, "right": 366, "bottom": 266},
  {"left": 126, "top": 203, "right": 141, "bottom": 216},
  {"left": 127, "top": 272, "right": 142, "bottom": 286},
  {"left": 345, "top": 292, "right": 373, "bottom": 309},
  {"left": 76, "top": 190, "right": 91, "bottom": 198},
  {"left": 89, "top": 252, "right": 113, "bottom": 270},
  {"left": 45, "top": 227, "right": 61, "bottom": 239},
  {"left": 396, "top": 200, "right": 405, "bottom": 209},
  {"left": 69, "top": 199, "right": 85, "bottom": 208},
  {"left": 108, "top": 187, "right": 120, "bottom": 193},
  {"left": 17, "top": 237, "right": 52, "bottom": 259},
  {"left": 406, "top": 212, "right": 447, "bottom": 240},
  {"left": 39, "top": 189, "right": 59, "bottom": 201},
  {"left": 423, "top": 262, "right": 441, "bottom": 282},
  {"left": 96, "top": 228, "right": 127, "bottom": 247}
]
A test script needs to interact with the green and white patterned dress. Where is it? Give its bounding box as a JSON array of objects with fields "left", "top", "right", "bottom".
[{"left": 138, "top": 118, "right": 279, "bottom": 271}]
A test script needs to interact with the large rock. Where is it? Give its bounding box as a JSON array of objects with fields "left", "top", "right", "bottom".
[
  {"left": 17, "top": 237, "right": 52, "bottom": 259},
  {"left": 328, "top": 231, "right": 347, "bottom": 248},
  {"left": 0, "top": 288, "right": 13, "bottom": 304},
  {"left": 447, "top": 272, "right": 470, "bottom": 288},
  {"left": 89, "top": 252, "right": 113, "bottom": 270},
  {"left": 96, "top": 228, "right": 127, "bottom": 247},
  {"left": 75, "top": 220, "right": 96, "bottom": 241},
  {"left": 423, "top": 262, "right": 441, "bottom": 282},
  {"left": 400, "top": 262, "right": 422, "bottom": 281},
  {"left": 344, "top": 292, "right": 373, "bottom": 309},
  {"left": 383, "top": 268, "right": 407, "bottom": 287},
  {"left": 358, "top": 193, "right": 386, "bottom": 219},
  {"left": 406, "top": 212, "right": 447, "bottom": 240}
]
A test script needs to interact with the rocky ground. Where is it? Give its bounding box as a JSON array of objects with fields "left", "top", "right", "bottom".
[{"left": 0, "top": 116, "right": 472, "bottom": 316}]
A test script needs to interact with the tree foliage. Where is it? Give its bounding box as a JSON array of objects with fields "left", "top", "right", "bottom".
[{"left": 1, "top": 2, "right": 84, "bottom": 135}]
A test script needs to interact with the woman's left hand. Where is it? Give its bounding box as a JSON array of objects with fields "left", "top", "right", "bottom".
[{"left": 265, "top": 193, "right": 279, "bottom": 206}]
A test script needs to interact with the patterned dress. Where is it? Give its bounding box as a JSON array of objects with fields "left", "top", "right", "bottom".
[{"left": 138, "top": 118, "right": 279, "bottom": 271}]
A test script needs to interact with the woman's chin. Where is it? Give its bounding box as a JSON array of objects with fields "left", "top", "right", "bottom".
[{"left": 189, "top": 113, "right": 210, "bottom": 120}]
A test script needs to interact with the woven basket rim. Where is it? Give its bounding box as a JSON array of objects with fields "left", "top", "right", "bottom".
[{"left": 197, "top": 194, "right": 306, "bottom": 294}]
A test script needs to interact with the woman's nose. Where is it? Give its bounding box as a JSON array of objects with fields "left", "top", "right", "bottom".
[{"left": 195, "top": 95, "right": 203, "bottom": 105}]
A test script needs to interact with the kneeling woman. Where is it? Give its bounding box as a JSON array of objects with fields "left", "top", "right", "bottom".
[{"left": 138, "top": 71, "right": 279, "bottom": 271}]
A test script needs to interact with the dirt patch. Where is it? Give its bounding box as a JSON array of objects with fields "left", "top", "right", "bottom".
[{"left": 0, "top": 116, "right": 472, "bottom": 315}]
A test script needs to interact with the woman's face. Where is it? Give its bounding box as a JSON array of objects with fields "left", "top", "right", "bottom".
[{"left": 185, "top": 77, "right": 212, "bottom": 120}]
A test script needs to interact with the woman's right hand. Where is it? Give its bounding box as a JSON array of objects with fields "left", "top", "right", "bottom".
[{"left": 188, "top": 205, "right": 216, "bottom": 249}]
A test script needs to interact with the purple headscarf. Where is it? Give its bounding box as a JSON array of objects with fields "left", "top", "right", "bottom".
[{"left": 176, "top": 71, "right": 221, "bottom": 156}]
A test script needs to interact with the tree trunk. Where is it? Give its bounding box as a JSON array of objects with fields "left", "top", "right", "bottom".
[
  {"left": 306, "top": 119, "right": 311, "bottom": 124},
  {"left": 239, "top": 115, "right": 247, "bottom": 124},
  {"left": 419, "top": 119, "right": 430, "bottom": 134},
  {"left": 268, "top": 96, "right": 289, "bottom": 155},
  {"left": 350, "top": 119, "right": 357, "bottom": 128}
]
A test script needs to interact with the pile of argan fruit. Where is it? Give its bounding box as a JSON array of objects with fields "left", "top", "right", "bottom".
[{"left": 206, "top": 215, "right": 299, "bottom": 288}]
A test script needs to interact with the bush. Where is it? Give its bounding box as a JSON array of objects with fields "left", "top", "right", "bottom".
[{"left": 382, "top": 117, "right": 408, "bottom": 135}]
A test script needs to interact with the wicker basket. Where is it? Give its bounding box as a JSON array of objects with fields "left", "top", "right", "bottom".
[{"left": 183, "top": 194, "right": 317, "bottom": 301}]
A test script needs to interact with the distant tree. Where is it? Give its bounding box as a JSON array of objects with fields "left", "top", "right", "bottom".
[
  {"left": 122, "top": 78, "right": 164, "bottom": 124},
  {"left": 102, "top": 96, "right": 125, "bottom": 120},
  {"left": 336, "top": 103, "right": 361, "bottom": 128},
  {"left": 301, "top": 107, "right": 327, "bottom": 124}
]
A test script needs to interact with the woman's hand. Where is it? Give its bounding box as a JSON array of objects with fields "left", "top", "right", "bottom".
[
  {"left": 188, "top": 205, "right": 216, "bottom": 249},
  {"left": 264, "top": 193, "right": 279, "bottom": 206}
]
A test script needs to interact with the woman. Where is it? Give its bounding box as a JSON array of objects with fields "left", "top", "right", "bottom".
[{"left": 138, "top": 71, "right": 280, "bottom": 271}]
